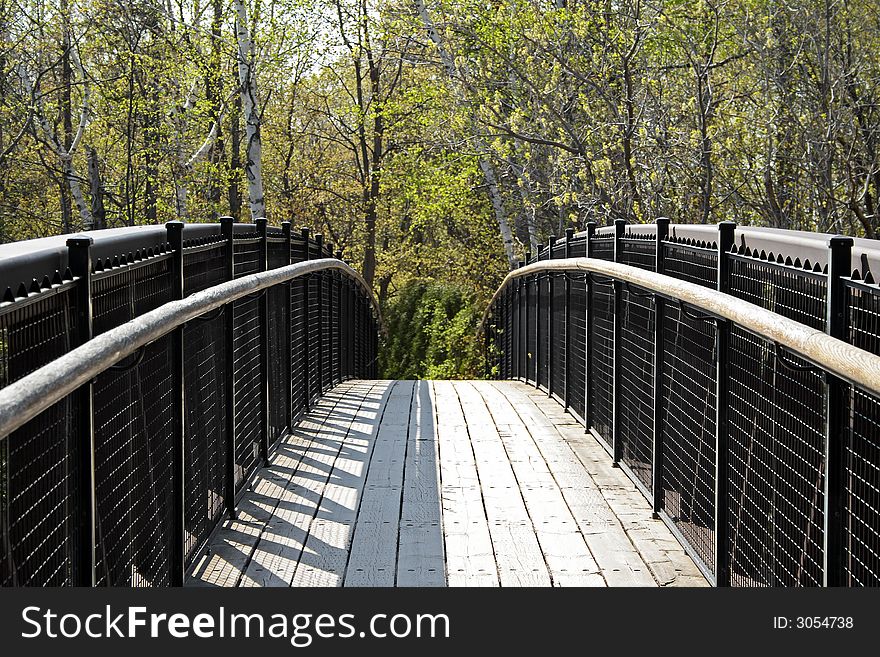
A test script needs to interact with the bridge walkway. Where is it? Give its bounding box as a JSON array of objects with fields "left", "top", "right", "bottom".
[{"left": 188, "top": 380, "right": 707, "bottom": 587}]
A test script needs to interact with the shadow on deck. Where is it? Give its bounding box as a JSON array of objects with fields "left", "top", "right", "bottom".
[{"left": 188, "top": 380, "right": 707, "bottom": 587}]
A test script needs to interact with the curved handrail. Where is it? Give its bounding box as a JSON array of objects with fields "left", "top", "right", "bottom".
[
  {"left": 0, "top": 258, "right": 382, "bottom": 439},
  {"left": 479, "top": 257, "right": 880, "bottom": 394}
]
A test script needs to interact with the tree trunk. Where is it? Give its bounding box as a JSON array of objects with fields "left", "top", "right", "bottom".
[
  {"left": 87, "top": 147, "right": 106, "bottom": 230},
  {"left": 234, "top": 0, "right": 266, "bottom": 220},
  {"left": 413, "top": 0, "right": 518, "bottom": 268}
]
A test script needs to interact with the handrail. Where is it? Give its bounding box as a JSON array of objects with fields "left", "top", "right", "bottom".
[
  {"left": 480, "top": 257, "right": 880, "bottom": 394},
  {"left": 0, "top": 257, "right": 381, "bottom": 439}
]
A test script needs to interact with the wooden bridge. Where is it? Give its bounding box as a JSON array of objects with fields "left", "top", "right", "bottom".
[
  {"left": 1, "top": 218, "right": 879, "bottom": 588},
  {"left": 190, "top": 380, "right": 704, "bottom": 587}
]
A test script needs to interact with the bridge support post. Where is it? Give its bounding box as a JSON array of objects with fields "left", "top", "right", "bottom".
[
  {"left": 547, "top": 236, "right": 556, "bottom": 397},
  {"left": 534, "top": 246, "right": 542, "bottom": 390},
  {"left": 525, "top": 252, "right": 531, "bottom": 383},
  {"left": 335, "top": 250, "right": 344, "bottom": 385},
  {"left": 256, "top": 218, "right": 270, "bottom": 466},
  {"left": 221, "top": 216, "right": 237, "bottom": 519},
  {"left": 315, "top": 234, "right": 325, "bottom": 396},
  {"left": 564, "top": 229, "right": 573, "bottom": 409},
  {"left": 824, "top": 235, "right": 853, "bottom": 587},
  {"left": 584, "top": 222, "right": 596, "bottom": 433},
  {"left": 301, "top": 228, "right": 311, "bottom": 410},
  {"left": 166, "top": 221, "right": 186, "bottom": 586},
  {"left": 282, "top": 222, "right": 293, "bottom": 431},
  {"left": 714, "top": 220, "right": 735, "bottom": 586},
  {"left": 68, "top": 235, "right": 96, "bottom": 587},
  {"left": 516, "top": 264, "right": 523, "bottom": 381},
  {"left": 611, "top": 219, "right": 626, "bottom": 465},
  {"left": 652, "top": 218, "right": 669, "bottom": 517}
]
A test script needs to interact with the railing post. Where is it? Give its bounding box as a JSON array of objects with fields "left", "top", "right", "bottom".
[
  {"left": 335, "top": 249, "right": 344, "bottom": 385},
  {"left": 221, "top": 216, "right": 237, "bottom": 518},
  {"left": 165, "top": 221, "right": 186, "bottom": 586},
  {"left": 300, "top": 227, "right": 311, "bottom": 410},
  {"left": 584, "top": 221, "right": 596, "bottom": 432},
  {"left": 282, "top": 222, "right": 293, "bottom": 431},
  {"left": 715, "top": 220, "right": 735, "bottom": 586},
  {"left": 547, "top": 236, "right": 557, "bottom": 397},
  {"left": 563, "top": 228, "right": 573, "bottom": 409},
  {"left": 315, "top": 233, "right": 324, "bottom": 395},
  {"left": 652, "top": 218, "right": 669, "bottom": 517},
  {"left": 534, "top": 243, "right": 542, "bottom": 390},
  {"left": 67, "top": 235, "right": 96, "bottom": 587},
  {"left": 516, "top": 262, "right": 524, "bottom": 380},
  {"left": 256, "top": 218, "right": 270, "bottom": 465},
  {"left": 824, "top": 235, "right": 852, "bottom": 587},
  {"left": 611, "top": 218, "right": 626, "bottom": 465},
  {"left": 525, "top": 251, "right": 531, "bottom": 383}
]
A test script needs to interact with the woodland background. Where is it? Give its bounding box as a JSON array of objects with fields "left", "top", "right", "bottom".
[{"left": 1, "top": 0, "right": 879, "bottom": 376}]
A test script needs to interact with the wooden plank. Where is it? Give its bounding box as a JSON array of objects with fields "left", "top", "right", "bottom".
[
  {"left": 398, "top": 380, "right": 445, "bottom": 587},
  {"left": 484, "top": 381, "right": 658, "bottom": 587},
  {"left": 343, "top": 381, "right": 415, "bottom": 586},
  {"left": 189, "top": 383, "right": 360, "bottom": 587},
  {"left": 290, "top": 381, "right": 396, "bottom": 587},
  {"left": 469, "top": 381, "right": 602, "bottom": 587},
  {"left": 433, "top": 380, "right": 498, "bottom": 587},
  {"left": 239, "top": 381, "right": 387, "bottom": 587},
  {"left": 452, "top": 381, "right": 552, "bottom": 587},
  {"left": 495, "top": 380, "right": 708, "bottom": 586}
]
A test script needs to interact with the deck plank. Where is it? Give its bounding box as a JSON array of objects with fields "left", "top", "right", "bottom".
[{"left": 188, "top": 379, "right": 707, "bottom": 588}]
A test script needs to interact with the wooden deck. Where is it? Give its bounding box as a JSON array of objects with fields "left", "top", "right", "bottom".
[{"left": 188, "top": 380, "right": 708, "bottom": 587}]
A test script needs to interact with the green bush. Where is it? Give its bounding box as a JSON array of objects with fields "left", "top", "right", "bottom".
[{"left": 379, "top": 280, "right": 485, "bottom": 379}]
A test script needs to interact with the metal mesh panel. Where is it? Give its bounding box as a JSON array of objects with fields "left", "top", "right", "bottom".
[
  {"left": 619, "top": 236, "right": 656, "bottom": 271},
  {"left": 570, "top": 239, "right": 587, "bottom": 258},
  {"left": 308, "top": 274, "right": 321, "bottom": 397},
  {"left": 727, "top": 326, "right": 826, "bottom": 587},
  {"left": 662, "top": 242, "right": 718, "bottom": 288},
  {"left": 537, "top": 274, "right": 549, "bottom": 389},
  {"left": 526, "top": 277, "right": 537, "bottom": 383},
  {"left": 846, "top": 280, "right": 880, "bottom": 355},
  {"left": 551, "top": 273, "right": 566, "bottom": 397},
  {"left": 290, "top": 275, "right": 307, "bottom": 416},
  {"left": 588, "top": 278, "right": 614, "bottom": 446},
  {"left": 842, "top": 280, "right": 880, "bottom": 585},
  {"left": 590, "top": 236, "right": 614, "bottom": 261},
  {"left": 232, "top": 237, "right": 262, "bottom": 489},
  {"left": 322, "top": 274, "right": 331, "bottom": 390},
  {"left": 2, "top": 395, "right": 80, "bottom": 587},
  {"left": 661, "top": 305, "right": 717, "bottom": 573},
  {"left": 94, "top": 336, "right": 175, "bottom": 586},
  {"left": 729, "top": 255, "right": 826, "bottom": 331},
  {"left": 92, "top": 257, "right": 172, "bottom": 335},
  {"left": 845, "top": 388, "right": 880, "bottom": 586},
  {"left": 617, "top": 287, "right": 655, "bottom": 490},
  {"left": 183, "top": 242, "right": 227, "bottom": 296},
  {"left": 182, "top": 315, "right": 226, "bottom": 564},
  {"left": 567, "top": 274, "right": 586, "bottom": 419},
  {"left": 268, "top": 284, "right": 287, "bottom": 447}
]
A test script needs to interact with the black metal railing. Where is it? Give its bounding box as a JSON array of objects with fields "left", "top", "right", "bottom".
[
  {"left": 485, "top": 219, "right": 880, "bottom": 587},
  {"left": 0, "top": 219, "right": 379, "bottom": 587}
]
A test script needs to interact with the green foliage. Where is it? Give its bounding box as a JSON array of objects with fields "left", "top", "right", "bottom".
[{"left": 379, "top": 280, "right": 484, "bottom": 380}]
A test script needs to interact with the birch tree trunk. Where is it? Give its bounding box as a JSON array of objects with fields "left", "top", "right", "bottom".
[
  {"left": 414, "top": 0, "right": 518, "bottom": 269},
  {"left": 234, "top": 0, "right": 266, "bottom": 220}
]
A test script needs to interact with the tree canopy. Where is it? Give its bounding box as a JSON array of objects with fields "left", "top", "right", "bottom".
[{"left": 2, "top": 0, "right": 879, "bottom": 375}]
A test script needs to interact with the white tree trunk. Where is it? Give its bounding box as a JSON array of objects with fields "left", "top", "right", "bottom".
[
  {"left": 235, "top": 0, "right": 266, "bottom": 220},
  {"left": 414, "top": 0, "right": 518, "bottom": 268},
  {"left": 20, "top": 57, "right": 93, "bottom": 228}
]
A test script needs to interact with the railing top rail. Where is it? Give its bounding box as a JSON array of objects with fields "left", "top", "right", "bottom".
[
  {"left": 481, "top": 257, "right": 880, "bottom": 395},
  {"left": 577, "top": 223, "right": 880, "bottom": 275},
  {"left": 0, "top": 222, "right": 281, "bottom": 288},
  {"left": 0, "top": 257, "right": 381, "bottom": 440}
]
